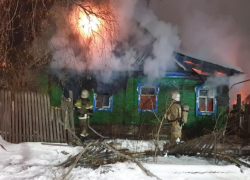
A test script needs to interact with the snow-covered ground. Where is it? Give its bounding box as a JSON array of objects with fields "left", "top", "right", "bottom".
[{"left": 0, "top": 137, "right": 250, "bottom": 180}]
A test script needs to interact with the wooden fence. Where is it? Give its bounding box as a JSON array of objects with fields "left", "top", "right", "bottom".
[
  {"left": 0, "top": 90, "right": 75, "bottom": 143},
  {"left": 229, "top": 94, "right": 250, "bottom": 136}
]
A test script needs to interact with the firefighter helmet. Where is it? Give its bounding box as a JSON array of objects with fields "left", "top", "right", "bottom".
[
  {"left": 81, "top": 90, "right": 89, "bottom": 98},
  {"left": 172, "top": 91, "right": 180, "bottom": 101}
]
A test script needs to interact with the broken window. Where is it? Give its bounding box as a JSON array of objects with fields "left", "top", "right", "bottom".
[
  {"left": 196, "top": 86, "right": 217, "bottom": 116},
  {"left": 94, "top": 93, "right": 113, "bottom": 112},
  {"left": 138, "top": 83, "right": 159, "bottom": 113}
]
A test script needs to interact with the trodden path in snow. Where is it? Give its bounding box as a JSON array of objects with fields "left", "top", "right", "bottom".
[{"left": 0, "top": 137, "right": 250, "bottom": 180}]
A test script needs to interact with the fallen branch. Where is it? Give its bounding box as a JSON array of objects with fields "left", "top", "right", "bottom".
[
  {"left": 101, "top": 142, "right": 162, "bottom": 180},
  {"left": 0, "top": 144, "right": 7, "bottom": 151},
  {"left": 41, "top": 143, "right": 74, "bottom": 147},
  {"left": 217, "top": 152, "right": 250, "bottom": 168},
  {"left": 60, "top": 141, "right": 161, "bottom": 179},
  {"left": 56, "top": 119, "right": 83, "bottom": 145},
  {"left": 61, "top": 142, "right": 93, "bottom": 180}
]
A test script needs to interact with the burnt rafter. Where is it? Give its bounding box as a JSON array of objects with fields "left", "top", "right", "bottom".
[{"left": 174, "top": 52, "right": 243, "bottom": 76}]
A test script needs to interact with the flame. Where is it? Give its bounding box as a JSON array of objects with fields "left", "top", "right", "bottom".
[
  {"left": 77, "top": 12, "right": 101, "bottom": 36},
  {"left": 78, "top": 12, "right": 101, "bottom": 35},
  {"left": 184, "top": 61, "right": 200, "bottom": 66},
  {"left": 192, "top": 68, "right": 209, "bottom": 75},
  {"left": 216, "top": 71, "right": 225, "bottom": 75},
  {"left": 70, "top": 4, "right": 102, "bottom": 37},
  {"left": 232, "top": 91, "right": 249, "bottom": 105},
  {"left": 2, "top": 62, "right": 6, "bottom": 67}
]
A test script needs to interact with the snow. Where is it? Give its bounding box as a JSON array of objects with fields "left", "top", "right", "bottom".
[{"left": 0, "top": 137, "right": 250, "bottom": 180}]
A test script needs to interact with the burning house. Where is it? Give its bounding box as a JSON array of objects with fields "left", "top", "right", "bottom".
[
  {"left": 38, "top": 1, "right": 243, "bottom": 138},
  {"left": 48, "top": 51, "right": 242, "bottom": 138}
]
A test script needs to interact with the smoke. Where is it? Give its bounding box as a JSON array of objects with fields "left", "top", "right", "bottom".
[
  {"left": 150, "top": 1, "right": 250, "bottom": 105},
  {"left": 48, "top": 0, "right": 180, "bottom": 84},
  {"left": 181, "top": 11, "right": 250, "bottom": 105},
  {"left": 205, "top": 75, "right": 229, "bottom": 90},
  {"left": 179, "top": 10, "right": 248, "bottom": 104},
  {"left": 133, "top": 2, "right": 180, "bottom": 83}
]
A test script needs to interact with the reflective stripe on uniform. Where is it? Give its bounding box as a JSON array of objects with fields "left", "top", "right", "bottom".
[{"left": 79, "top": 114, "right": 88, "bottom": 119}]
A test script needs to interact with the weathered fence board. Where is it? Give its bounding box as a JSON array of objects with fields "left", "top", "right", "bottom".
[
  {"left": 18, "top": 93, "right": 22, "bottom": 142},
  {"left": 31, "top": 92, "right": 36, "bottom": 142},
  {"left": 0, "top": 91, "right": 3, "bottom": 139},
  {"left": 28, "top": 92, "right": 32, "bottom": 142},
  {"left": 14, "top": 93, "right": 18, "bottom": 143},
  {"left": 11, "top": 97, "right": 14, "bottom": 143},
  {"left": 34, "top": 92, "right": 39, "bottom": 142},
  {"left": 0, "top": 90, "right": 75, "bottom": 144}
]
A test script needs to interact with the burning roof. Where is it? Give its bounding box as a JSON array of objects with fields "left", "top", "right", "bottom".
[{"left": 174, "top": 52, "right": 243, "bottom": 76}]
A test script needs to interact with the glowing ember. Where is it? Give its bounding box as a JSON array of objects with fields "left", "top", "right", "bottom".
[
  {"left": 184, "top": 61, "right": 200, "bottom": 66},
  {"left": 192, "top": 68, "right": 209, "bottom": 75},
  {"left": 216, "top": 71, "right": 225, "bottom": 75},
  {"left": 78, "top": 12, "right": 101, "bottom": 35},
  {"left": 2, "top": 62, "right": 6, "bottom": 67}
]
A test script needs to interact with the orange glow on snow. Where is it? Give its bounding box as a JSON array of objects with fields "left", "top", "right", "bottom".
[
  {"left": 77, "top": 12, "right": 101, "bottom": 36},
  {"left": 184, "top": 61, "right": 200, "bottom": 66}
]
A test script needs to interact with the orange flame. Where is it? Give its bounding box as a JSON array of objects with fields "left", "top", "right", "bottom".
[
  {"left": 184, "top": 61, "right": 200, "bottom": 66},
  {"left": 77, "top": 12, "right": 101, "bottom": 36},
  {"left": 2, "top": 62, "right": 6, "bottom": 67},
  {"left": 192, "top": 68, "right": 209, "bottom": 75},
  {"left": 216, "top": 71, "right": 225, "bottom": 75},
  {"left": 70, "top": 4, "right": 102, "bottom": 38}
]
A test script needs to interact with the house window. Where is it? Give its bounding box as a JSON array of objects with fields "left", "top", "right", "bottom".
[
  {"left": 196, "top": 86, "right": 217, "bottom": 116},
  {"left": 138, "top": 83, "right": 159, "bottom": 113},
  {"left": 93, "top": 93, "right": 113, "bottom": 112}
]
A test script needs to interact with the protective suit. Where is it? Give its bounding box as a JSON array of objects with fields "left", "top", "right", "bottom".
[
  {"left": 164, "top": 91, "right": 189, "bottom": 147},
  {"left": 75, "top": 90, "right": 93, "bottom": 139}
]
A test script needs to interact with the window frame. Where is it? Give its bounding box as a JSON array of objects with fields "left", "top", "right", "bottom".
[
  {"left": 93, "top": 93, "right": 113, "bottom": 112},
  {"left": 195, "top": 85, "right": 217, "bottom": 116},
  {"left": 137, "top": 83, "right": 159, "bottom": 113}
]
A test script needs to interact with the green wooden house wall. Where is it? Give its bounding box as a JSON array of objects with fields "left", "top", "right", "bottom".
[
  {"left": 89, "top": 76, "right": 227, "bottom": 132},
  {"left": 47, "top": 75, "right": 228, "bottom": 133}
]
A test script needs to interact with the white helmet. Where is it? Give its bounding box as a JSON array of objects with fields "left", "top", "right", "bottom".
[
  {"left": 172, "top": 91, "right": 180, "bottom": 101},
  {"left": 81, "top": 90, "right": 89, "bottom": 98}
]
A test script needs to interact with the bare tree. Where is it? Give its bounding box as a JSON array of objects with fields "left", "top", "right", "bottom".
[{"left": 0, "top": 0, "right": 117, "bottom": 91}]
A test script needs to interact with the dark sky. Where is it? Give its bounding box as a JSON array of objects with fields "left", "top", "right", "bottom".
[{"left": 151, "top": 0, "right": 250, "bottom": 37}]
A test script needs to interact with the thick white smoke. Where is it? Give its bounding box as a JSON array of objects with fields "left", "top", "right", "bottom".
[
  {"left": 180, "top": 11, "right": 249, "bottom": 105},
  {"left": 150, "top": 1, "right": 250, "bottom": 106},
  {"left": 49, "top": 0, "right": 180, "bottom": 84}
]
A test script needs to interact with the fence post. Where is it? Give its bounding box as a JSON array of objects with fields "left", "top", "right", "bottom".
[
  {"left": 69, "top": 91, "right": 75, "bottom": 142},
  {"left": 246, "top": 104, "right": 250, "bottom": 134}
]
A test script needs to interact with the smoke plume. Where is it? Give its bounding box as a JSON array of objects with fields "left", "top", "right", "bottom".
[
  {"left": 48, "top": 0, "right": 180, "bottom": 84},
  {"left": 181, "top": 11, "right": 250, "bottom": 105},
  {"left": 150, "top": 0, "right": 250, "bottom": 105}
]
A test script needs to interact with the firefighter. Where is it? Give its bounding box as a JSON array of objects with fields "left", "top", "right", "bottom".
[
  {"left": 75, "top": 90, "right": 93, "bottom": 141},
  {"left": 164, "top": 91, "right": 189, "bottom": 149}
]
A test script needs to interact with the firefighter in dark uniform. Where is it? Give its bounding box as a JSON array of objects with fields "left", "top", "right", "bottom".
[{"left": 75, "top": 90, "right": 93, "bottom": 141}]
